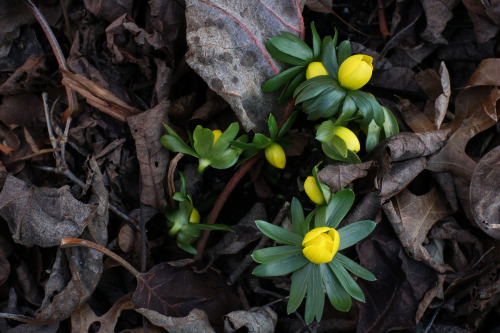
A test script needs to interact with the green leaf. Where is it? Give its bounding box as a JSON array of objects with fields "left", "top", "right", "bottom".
[
  {"left": 287, "top": 262, "right": 313, "bottom": 314},
  {"left": 211, "top": 123, "right": 239, "bottom": 154},
  {"left": 334, "top": 253, "right": 376, "bottom": 281},
  {"left": 255, "top": 220, "right": 303, "bottom": 245},
  {"left": 252, "top": 245, "right": 302, "bottom": 264},
  {"left": 161, "top": 135, "right": 197, "bottom": 157},
  {"left": 316, "top": 120, "right": 336, "bottom": 142},
  {"left": 294, "top": 76, "right": 335, "bottom": 102},
  {"left": 210, "top": 148, "right": 239, "bottom": 169},
  {"left": 268, "top": 36, "right": 313, "bottom": 61},
  {"left": 328, "top": 260, "right": 365, "bottom": 302},
  {"left": 281, "top": 32, "right": 313, "bottom": 55},
  {"left": 279, "top": 70, "right": 306, "bottom": 104},
  {"left": 337, "top": 40, "right": 352, "bottom": 66},
  {"left": 252, "top": 253, "right": 308, "bottom": 277},
  {"left": 179, "top": 171, "right": 187, "bottom": 195},
  {"left": 230, "top": 140, "right": 256, "bottom": 150},
  {"left": 172, "top": 192, "right": 186, "bottom": 202},
  {"left": 322, "top": 139, "right": 361, "bottom": 163},
  {"left": 320, "top": 263, "right": 352, "bottom": 311},
  {"left": 252, "top": 134, "right": 272, "bottom": 149},
  {"left": 321, "top": 39, "right": 339, "bottom": 79},
  {"left": 189, "top": 223, "right": 233, "bottom": 232},
  {"left": 382, "top": 106, "right": 399, "bottom": 138},
  {"left": 311, "top": 22, "right": 321, "bottom": 59},
  {"left": 178, "top": 242, "right": 197, "bottom": 254},
  {"left": 314, "top": 205, "right": 327, "bottom": 228},
  {"left": 277, "top": 111, "right": 298, "bottom": 139},
  {"left": 336, "top": 95, "right": 358, "bottom": 125},
  {"left": 193, "top": 125, "right": 215, "bottom": 158},
  {"left": 302, "top": 88, "right": 346, "bottom": 120},
  {"left": 365, "top": 120, "right": 381, "bottom": 153},
  {"left": 268, "top": 114, "right": 278, "bottom": 140},
  {"left": 262, "top": 66, "right": 305, "bottom": 92},
  {"left": 265, "top": 40, "right": 308, "bottom": 66},
  {"left": 329, "top": 136, "right": 348, "bottom": 158},
  {"left": 291, "top": 197, "right": 308, "bottom": 236},
  {"left": 305, "top": 263, "right": 324, "bottom": 324},
  {"left": 338, "top": 220, "right": 376, "bottom": 250},
  {"left": 325, "top": 189, "right": 355, "bottom": 228},
  {"left": 347, "top": 90, "right": 373, "bottom": 126}
]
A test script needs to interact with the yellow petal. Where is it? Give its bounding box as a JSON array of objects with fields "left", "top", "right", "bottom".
[
  {"left": 306, "top": 61, "right": 329, "bottom": 80},
  {"left": 334, "top": 126, "right": 360, "bottom": 153},
  {"left": 328, "top": 228, "right": 340, "bottom": 257},
  {"left": 302, "top": 244, "right": 334, "bottom": 264},
  {"left": 302, "top": 227, "right": 332, "bottom": 246},
  {"left": 189, "top": 207, "right": 200, "bottom": 223},
  {"left": 212, "top": 130, "right": 222, "bottom": 146},
  {"left": 264, "top": 142, "right": 286, "bottom": 169},
  {"left": 304, "top": 176, "right": 325, "bottom": 205},
  {"left": 338, "top": 54, "right": 373, "bottom": 90}
]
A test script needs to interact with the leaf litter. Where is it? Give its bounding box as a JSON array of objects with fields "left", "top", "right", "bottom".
[{"left": 0, "top": 0, "right": 499, "bottom": 332}]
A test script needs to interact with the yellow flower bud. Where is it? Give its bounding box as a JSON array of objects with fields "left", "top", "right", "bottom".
[
  {"left": 338, "top": 54, "right": 373, "bottom": 90},
  {"left": 212, "top": 130, "right": 222, "bottom": 146},
  {"left": 264, "top": 142, "right": 286, "bottom": 169},
  {"left": 306, "top": 61, "right": 329, "bottom": 80},
  {"left": 189, "top": 207, "right": 200, "bottom": 223},
  {"left": 304, "top": 176, "right": 325, "bottom": 205},
  {"left": 302, "top": 227, "right": 340, "bottom": 264},
  {"left": 334, "top": 126, "right": 360, "bottom": 153}
]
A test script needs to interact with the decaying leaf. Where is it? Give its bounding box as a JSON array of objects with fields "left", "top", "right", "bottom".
[
  {"left": 470, "top": 145, "right": 500, "bottom": 240},
  {"left": 382, "top": 187, "right": 453, "bottom": 273},
  {"left": 304, "top": 0, "right": 332, "bottom": 13},
  {"left": 0, "top": 1, "right": 34, "bottom": 59},
  {"left": 398, "top": 99, "right": 436, "bottom": 133},
  {"left": 420, "top": 0, "right": 460, "bottom": 44},
  {"left": 71, "top": 293, "right": 134, "bottom": 332},
  {"left": 318, "top": 161, "right": 375, "bottom": 193},
  {"left": 83, "top": 0, "right": 133, "bottom": 22},
  {"left": 185, "top": 0, "right": 304, "bottom": 132},
  {"left": 0, "top": 175, "right": 93, "bottom": 247},
  {"left": 224, "top": 306, "right": 277, "bottom": 333},
  {"left": 0, "top": 56, "right": 52, "bottom": 95},
  {"left": 467, "top": 58, "right": 500, "bottom": 87},
  {"left": 0, "top": 235, "right": 12, "bottom": 286},
  {"left": 462, "top": 0, "right": 500, "bottom": 43},
  {"left": 137, "top": 308, "right": 215, "bottom": 333},
  {"left": 133, "top": 263, "right": 241, "bottom": 326},
  {"left": 127, "top": 101, "right": 169, "bottom": 210}
]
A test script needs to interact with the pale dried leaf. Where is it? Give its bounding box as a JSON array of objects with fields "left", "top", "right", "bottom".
[
  {"left": 137, "top": 308, "right": 215, "bottom": 333},
  {"left": 398, "top": 99, "right": 436, "bottom": 133},
  {"left": 185, "top": 0, "right": 304, "bottom": 132},
  {"left": 71, "top": 293, "right": 134, "bottom": 332},
  {"left": 318, "top": 161, "right": 375, "bottom": 193},
  {"left": 224, "top": 306, "right": 277, "bottom": 333},
  {"left": 383, "top": 187, "right": 453, "bottom": 273},
  {"left": 83, "top": 0, "right": 133, "bottom": 22},
  {"left": 384, "top": 131, "right": 448, "bottom": 162},
  {"left": 435, "top": 62, "right": 451, "bottom": 129},
  {"left": 470, "top": 145, "right": 500, "bottom": 240},
  {"left": 127, "top": 101, "right": 169, "bottom": 210},
  {"left": 305, "top": 0, "right": 332, "bottom": 13},
  {"left": 462, "top": 0, "right": 499, "bottom": 43},
  {"left": 420, "top": 0, "right": 460, "bottom": 44}
]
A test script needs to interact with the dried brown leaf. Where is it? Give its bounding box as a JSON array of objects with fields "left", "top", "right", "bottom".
[
  {"left": 71, "top": 293, "right": 134, "bottom": 332},
  {"left": 0, "top": 235, "right": 12, "bottom": 287},
  {"left": 0, "top": 56, "right": 52, "bottom": 95},
  {"left": 318, "top": 161, "right": 375, "bottom": 193},
  {"left": 305, "top": 0, "right": 332, "bottom": 13},
  {"left": 420, "top": 0, "right": 460, "bottom": 44},
  {"left": 185, "top": 0, "right": 304, "bottom": 132},
  {"left": 83, "top": 0, "right": 133, "bottom": 22},
  {"left": 398, "top": 99, "right": 436, "bottom": 133},
  {"left": 434, "top": 62, "right": 451, "bottom": 129},
  {"left": 470, "top": 145, "right": 500, "bottom": 239},
  {"left": 462, "top": 0, "right": 499, "bottom": 43},
  {"left": 383, "top": 187, "right": 453, "bottom": 273},
  {"left": 137, "top": 308, "right": 214, "bottom": 333},
  {"left": 223, "top": 306, "right": 277, "bottom": 333},
  {"left": 467, "top": 58, "right": 500, "bottom": 87},
  {"left": 0, "top": 2, "right": 34, "bottom": 58},
  {"left": 127, "top": 101, "right": 169, "bottom": 210}
]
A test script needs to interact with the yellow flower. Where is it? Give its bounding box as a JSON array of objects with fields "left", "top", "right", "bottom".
[
  {"left": 334, "top": 126, "right": 360, "bottom": 153},
  {"left": 212, "top": 130, "right": 222, "bottom": 146},
  {"left": 338, "top": 54, "right": 373, "bottom": 90},
  {"left": 304, "top": 176, "right": 325, "bottom": 205},
  {"left": 302, "top": 227, "right": 340, "bottom": 264},
  {"left": 189, "top": 207, "right": 200, "bottom": 223},
  {"left": 265, "top": 142, "right": 286, "bottom": 169},
  {"left": 306, "top": 62, "right": 329, "bottom": 80}
]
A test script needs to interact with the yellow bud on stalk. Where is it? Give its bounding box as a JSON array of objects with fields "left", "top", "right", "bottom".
[
  {"left": 264, "top": 142, "right": 286, "bottom": 169},
  {"left": 338, "top": 54, "right": 373, "bottom": 90},
  {"left": 334, "top": 126, "right": 360, "bottom": 153},
  {"left": 306, "top": 61, "right": 329, "bottom": 80},
  {"left": 302, "top": 227, "right": 340, "bottom": 264},
  {"left": 304, "top": 176, "right": 325, "bottom": 205},
  {"left": 212, "top": 130, "right": 222, "bottom": 146},
  {"left": 189, "top": 207, "right": 200, "bottom": 223}
]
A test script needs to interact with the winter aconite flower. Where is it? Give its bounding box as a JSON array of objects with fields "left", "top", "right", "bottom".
[
  {"left": 302, "top": 227, "right": 340, "bottom": 264},
  {"left": 338, "top": 55, "right": 373, "bottom": 90},
  {"left": 265, "top": 142, "right": 286, "bottom": 169},
  {"left": 212, "top": 129, "right": 222, "bottom": 146},
  {"left": 306, "top": 62, "right": 328, "bottom": 80},
  {"left": 334, "top": 126, "right": 360, "bottom": 153},
  {"left": 189, "top": 207, "right": 200, "bottom": 223},
  {"left": 304, "top": 176, "right": 328, "bottom": 205}
]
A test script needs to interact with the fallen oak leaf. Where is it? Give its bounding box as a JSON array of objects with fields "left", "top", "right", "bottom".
[
  {"left": 136, "top": 308, "right": 215, "bottom": 332},
  {"left": 185, "top": 0, "right": 304, "bottom": 132}
]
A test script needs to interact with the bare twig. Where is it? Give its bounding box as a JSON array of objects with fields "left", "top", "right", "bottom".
[
  {"left": 168, "top": 153, "right": 184, "bottom": 205},
  {"left": 378, "top": 0, "right": 390, "bottom": 39}
]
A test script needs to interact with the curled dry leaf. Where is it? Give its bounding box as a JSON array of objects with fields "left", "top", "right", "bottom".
[
  {"left": 127, "top": 101, "right": 169, "bottom": 210},
  {"left": 71, "top": 293, "right": 134, "bottom": 332},
  {"left": 304, "top": 0, "right": 332, "bottom": 13},
  {"left": 420, "top": 0, "right": 460, "bottom": 44},
  {"left": 398, "top": 99, "right": 436, "bottom": 133},
  {"left": 434, "top": 62, "right": 451, "bottom": 129},
  {"left": 467, "top": 58, "right": 500, "bottom": 87},
  {"left": 462, "top": 0, "right": 499, "bottom": 43},
  {"left": 137, "top": 308, "right": 215, "bottom": 333},
  {"left": 318, "top": 161, "right": 375, "bottom": 193},
  {"left": 224, "top": 306, "right": 277, "bottom": 333},
  {"left": 185, "top": 0, "right": 304, "bottom": 132},
  {"left": 0, "top": 175, "right": 93, "bottom": 247},
  {"left": 0, "top": 56, "right": 52, "bottom": 95},
  {"left": 470, "top": 145, "right": 500, "bottom": 240},
  {"left": 382, "top": 187, "right": 453, "bottom": 273},
  {"left": 83, "top": 0, "right": 133, "bottom": 22}
]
